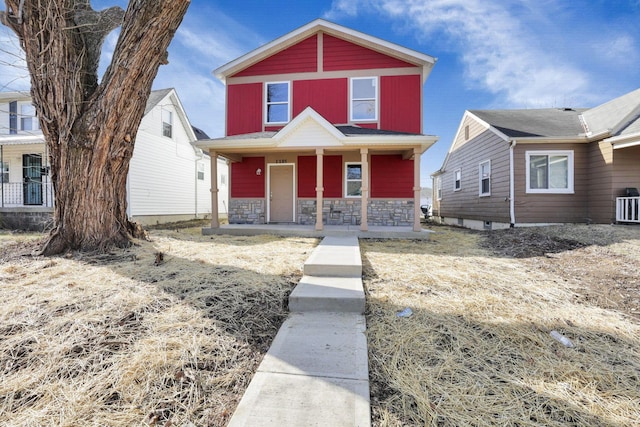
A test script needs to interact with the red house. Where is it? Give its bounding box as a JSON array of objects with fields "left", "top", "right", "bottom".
[{"left": 197, "top": 19, "right": 438, "bottom": 231}]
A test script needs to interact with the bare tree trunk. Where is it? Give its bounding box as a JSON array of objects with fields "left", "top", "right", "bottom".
[{"left": 1, "top": 0, "right": 190, "bottom": 254}]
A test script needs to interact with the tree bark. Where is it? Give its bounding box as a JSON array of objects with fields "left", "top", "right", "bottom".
[{"left": 1, "top": 0, "right": 190, "bottom": 254}]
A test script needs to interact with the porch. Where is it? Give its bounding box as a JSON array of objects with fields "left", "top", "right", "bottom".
[
  {"left": 201, "top": 223, "right": 433, "bottom": 240},
  {"left": 616, "top": 197, "right": 640, "bottom": 223},
  {"left": 1, "top": 181, "right": 55, "bottom": 208}
]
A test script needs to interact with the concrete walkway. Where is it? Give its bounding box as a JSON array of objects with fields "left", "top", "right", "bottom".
[{"left": 227, "top": 236, "right": 370, "bottom": 427}]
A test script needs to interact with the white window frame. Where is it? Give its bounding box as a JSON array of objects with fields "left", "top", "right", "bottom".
[
  {"left": 350, "top": 76, "right": 378, "bottom": 122},
  {"left": 436, "top": 176, "right": 442, "bottom": 201},
  {"left": 162, "top": 109, "right": 173, "bottom": 138},
  {"left": 197, "top": 162, "right": 205, "bottom": 181},
  {"left": 526, "top": 150, "right": 574, "bottom": 194},
  {"left": 19, "top": 103, "right": 39, "bottom": 131},
  {"left": 479, "top": 160, "right": 491, "bottom": 197},
  {"left": 345, "top": 162, "right": 363, "bottom": 198},
  {"left": 265, "top": 81, "right": 291, "bottom": 124},
  {"left": 1, "top": 161, "right": 9, "bottom": 183},
  {"left": 454, "top": 168, "right": 461, "bottom": 191}
]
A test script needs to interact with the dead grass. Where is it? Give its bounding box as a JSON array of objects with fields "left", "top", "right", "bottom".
[
  {"left": 363, "top": 224, "right": 640, "bottom": 426},
  {"left": 0, "top": 228, "right": 317, "bottom": 426}
]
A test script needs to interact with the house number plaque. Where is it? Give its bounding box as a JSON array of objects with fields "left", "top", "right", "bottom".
[{"left": 275, "top": 159, "right": 288, "bottom": 164}]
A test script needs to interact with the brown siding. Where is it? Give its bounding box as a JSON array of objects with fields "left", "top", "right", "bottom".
[
  {"left": 514, "top": 143, "right": 589, "bottom": 223},
  {"left": 613, "top": 145, "right": 640, "bottom": 195},
  {"left": 587, "top": 141, "right": 614, "bottom": 223},
  {"left": 439, "top": 125, "right": 511, "bottom": 223}
]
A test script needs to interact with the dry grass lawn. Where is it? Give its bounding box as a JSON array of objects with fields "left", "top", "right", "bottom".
[
  {"left": 363, "top": 224, "right": 640, "bottom": 426},
  {"left": 1, "top": 223, "right": 639, "bottom": 426}
]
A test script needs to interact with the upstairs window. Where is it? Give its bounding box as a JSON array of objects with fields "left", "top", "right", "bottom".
[
  {"left": 454, "top": 169, "right": 461, "bottom": 191},
  {"left": 197, "top": 163, "right": 205, "bottom": 180},
  {"left": 162, "top": 109, "right": 173, "bottom": 138},
  {"left": 479, "top": 160, "right": 491, "bottom": 196},
  {"left": 526, "top": 151, "right": 573, "bottom": 193},
  {"left": 20, "top": 104, "right": 38, "bottom": 131},
  {"left": 265, "top": 81, "right": 290, "bottom": 124},
  {"left": 350, "top": 77, "right": 377, "bottom": 121},
  {"left": 345, "top": 163, "right": 362, "bottom": 197}
]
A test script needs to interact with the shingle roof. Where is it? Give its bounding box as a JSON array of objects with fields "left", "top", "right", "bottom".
[
  {"left": 191, "top": 126, "right": 210, "bottom": 140},
  {"left": 582, "top": 88, "right": 640, "bottom": 135},
  {"left": 335, "top": 125, "right": 422, "bottom": 136},
  {"left": 144, "top": 88, "right": 173, "bottom": 115},
  {"left": 470, "top": 108, "right": 588, "bottom": 138}
]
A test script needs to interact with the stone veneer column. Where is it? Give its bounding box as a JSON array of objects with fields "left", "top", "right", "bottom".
[
  {"left": 315, "top": 148, "right": 324, "bottom": 231},
  {"left": 360, "top": 148, "right": 369, "bottom": 231},
  {"left": 413, "top": 147, "right": 421, "bottom": 232},
  {"left": 210, "top": 150, "right": 219, "bottom": 229}
]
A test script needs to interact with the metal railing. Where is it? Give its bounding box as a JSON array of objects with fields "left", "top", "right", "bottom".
[
  {"left": 616, "top": 197, "right": 640, "bottom": 223},
  {"left": 1, "top": 182, "right": 55, "bottom": 208}
]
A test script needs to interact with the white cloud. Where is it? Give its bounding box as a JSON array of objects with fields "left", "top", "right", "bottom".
[{"left": 0, "top": 27, "right": 30, "bottom": 92}]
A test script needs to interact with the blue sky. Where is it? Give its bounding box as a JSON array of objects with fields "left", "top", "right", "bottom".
[{"left": 2, "top": 0, "right": 640, "bottom": 186}]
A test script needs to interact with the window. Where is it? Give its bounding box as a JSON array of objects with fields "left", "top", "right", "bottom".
[
  {"left": 436, "top": 176, "right": 442, "bottom": 200},
  {"left": 464, "top": 125, "right": 470, "bottom": 140},
  {"left": 526, "top": 151, "right": 573, "bottom": 193},
  {"left": 454, "top": 169, "right": 461, "bottom": 191},
  {"left": 162, "top": 109, "right": 173, "bottom": 138},
  {"left": 350, "top": 77, "right": 377, "bottom": 121},
  {"left": 265, "top": 81, "right": 290, "bottom": 124},
  {"left": 345, "top": 163, "right": 362, "bottom": 197},
  {"left": 20, "top": 104, "right": 38, "bottom": 131},
  {"left": 1, "top": 162, "right": 8, "bottom": 183},
  {"left": 197, "top": 163, "right": 205, "bottom": 181},
  {"left": 479, "top": 160, "right": 491, "bottom": 196}
]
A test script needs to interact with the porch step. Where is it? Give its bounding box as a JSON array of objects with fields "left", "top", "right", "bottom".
[
  {"left": 303, "top": 235, "right": 362, "bottom": 277},
  {"left": 289, "top": 275, "right": 365, "bottom": 313}
]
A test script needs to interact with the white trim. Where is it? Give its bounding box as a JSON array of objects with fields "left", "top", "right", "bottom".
[
  {"left": 478, "top": 159, "right": 491, "bottom": 197},
  {"left": 345, "top": 162, "right": 363, "bottom": 198},
  {"left": 509, "top": 141, "right": 516, "bottom": 225},
  {"left": 264, "top": 81, "right": 291, "bottom": 125},
  {"left": 525, "top": 150, "right": 574, "bottom": 194},
  {"left": 349, "top": 76, "right": 378, "bottom": 122},
  {"left": 266, "top": 163, "right": 296, "bottom": 223},
  {"left": 453, "top": 168, "right": 461, "bottom": 191}
]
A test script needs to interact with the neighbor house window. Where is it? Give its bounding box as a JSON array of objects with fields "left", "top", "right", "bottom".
[
  {"left": 479, "top": 160, "right": 491, "bottom": 196},
  {"left": 162, "top": 109, "right": 173, "bottom": 138},
  {"left": 345, "top": 163, "right": 362, "bottom": 197},
  {"left": 197, "top": 163, "right": 205, "bottom": 180},
  {"left": 20, "top": 104, "right": 38, "bottom": 131},
  {"left": 1, "top": 162, "right": 8, "bottom": 183},
  {"left": 454, "top": 168, "right": 461, "bottom": 191},
  {"left": 350, "top": 77, "right": 377, "bottom": 121},
  {"left": 436, "top": 176, "right": 442, "bottom": 200},
  {"left": 526, "top": 151, "right": 573, "bottom": 193},
  {"left": 265, "top": 81, "right": 290, "bottom": 124}
]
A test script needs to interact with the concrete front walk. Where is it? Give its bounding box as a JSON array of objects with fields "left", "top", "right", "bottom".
[{"left": 227, "top": 236, "right": 371, "bottom": 427}]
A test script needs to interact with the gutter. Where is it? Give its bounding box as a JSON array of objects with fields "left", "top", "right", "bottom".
[{"left": 509, "top": 140, "right": 516, "bottom": 227}]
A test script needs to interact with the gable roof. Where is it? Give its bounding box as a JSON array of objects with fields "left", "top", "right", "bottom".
[
  {"left": 145, "top": 88, "right": 198, "bottom": 142},
  {"left": 214, "top": 18, "right": 437, "bottom": 84},
  {"left": 581, "top": 88, "right": 640, "bottom": 136},
  {"left": 196, "top": 106, "right": 437, "bottom": 155},
  {"left": 470, "top": 108, "right": 588, "bottom": 138}
]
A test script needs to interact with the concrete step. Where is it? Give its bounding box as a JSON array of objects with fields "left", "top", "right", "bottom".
[
  {"left": 227, "top": 312, "right": 370, "bottom": 427},
  {"left": 289, "top": 275, "right": 365, "bottom": 313},
  {"left": 303, "top": 235, "right": 362, "bottom": 277}
]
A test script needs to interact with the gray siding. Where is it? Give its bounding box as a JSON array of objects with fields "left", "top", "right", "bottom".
[
  {"left": 587, "top": 141, "right": 614, "bottom": 223},
  {"left": 513, "top": 143, "right": 590, "bottom": 223},
  {"left": 439, "top": 118, "right": 511, "bottom": 223}
]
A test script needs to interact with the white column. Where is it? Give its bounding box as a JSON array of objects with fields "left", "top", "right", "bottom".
[
  {"left": 315, "top": 148, "right": 324, "bottom": 231},
  {"left": 209, "top": 150, "right": 219, "bottom": 229},
  {"left": 360, "top": 148, "right": 369, "bottom": 231},
  {"left": 413, "top": 148, "right": 421, "bottom": 232}
]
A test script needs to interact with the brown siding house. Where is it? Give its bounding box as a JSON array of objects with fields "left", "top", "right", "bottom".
[{"left": 432, "top": 88, "right": 640, "bottom": 229}]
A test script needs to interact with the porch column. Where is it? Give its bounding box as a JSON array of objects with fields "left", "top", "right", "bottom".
[
  {"left": 315, "top": 148, "right": 324, "bottom": 231},
  {"left": 360, "top": 148, "right": 369, "bottom": 231},
  {"left": 209, "top": 150, "right": 219, "bottom": 229},
  {"left": 413, "top": 147, "right": 421, "bottom": 232}
]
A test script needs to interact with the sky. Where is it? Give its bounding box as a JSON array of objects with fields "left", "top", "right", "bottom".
[{"left": 1, "top": 0, "right": 640, "bottom": 186}]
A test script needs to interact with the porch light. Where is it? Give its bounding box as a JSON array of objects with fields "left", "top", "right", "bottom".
[{"left": 256, "top": 168, "right": 262, "bottom": 176}]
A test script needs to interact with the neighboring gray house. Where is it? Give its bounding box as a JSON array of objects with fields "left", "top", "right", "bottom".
[{"left": 432, "top": 88, "right": 640, "bottom": 230}]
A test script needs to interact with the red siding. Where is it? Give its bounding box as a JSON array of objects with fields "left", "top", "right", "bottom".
[
  {"left": 227, "top": 83, "right": 262, "bottom": 136},
  {"left": 355, "top": 123, "right": 378, "bottom": 129},
  {"left": 233, "top": 35, "right": 318, "bottom": 77},
  {"left": 297, "top": 155, "right": 343, "bottom": 198},
  {"left": 293, "top": 79, "right": 348, "bottom": 123},
  {"left": 323, "top": 35, "right": 417, "bottom": 71},
  {"left": 298, "top": 156, "right": 316, "bottom": 197},
  {"left": 380, "top": 75, "right": 421, "bottom": 133},
  {"left": 370, "top": 155, "right": 413, "bottom": 198},
  {"left": 231, "top": 157, "right": 265, "bottom": 198}
]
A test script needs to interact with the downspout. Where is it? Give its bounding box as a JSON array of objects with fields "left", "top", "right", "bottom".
[
  {"left": 1, "top": 144, "right": 4, "bottom": 208},
  {"left": 509, "top": 140, "right": 516, "bottom": 227}
]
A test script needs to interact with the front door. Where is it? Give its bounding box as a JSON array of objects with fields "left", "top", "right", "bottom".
[
  {"left": 269, "top": 164, "right": 294, "bottom": 223},
  {"left": 23, "top": 154, "right": 43, "bottom": 205}
]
